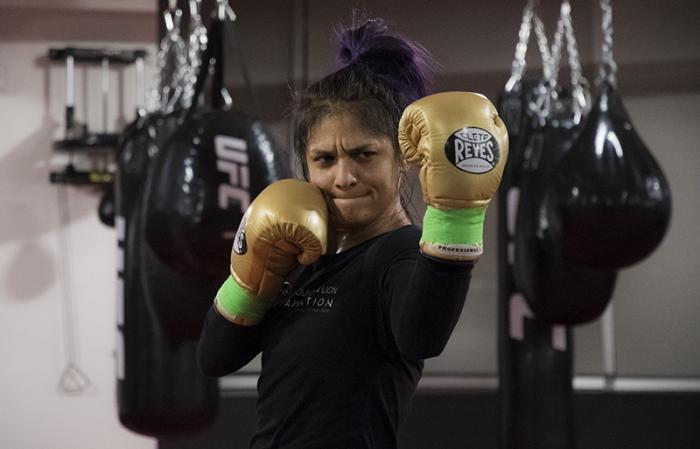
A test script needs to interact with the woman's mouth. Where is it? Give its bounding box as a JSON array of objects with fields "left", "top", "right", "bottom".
[{"left": 332, "top": 193, "right": 370, "bottom": 203}]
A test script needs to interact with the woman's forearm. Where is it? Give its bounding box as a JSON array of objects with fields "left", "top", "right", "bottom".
[
  {"left": 197, "top": 306, "right": 263, "bottom": 377},
  {"left": 387, "top": 254, "right": 474, "bottom": 360}
]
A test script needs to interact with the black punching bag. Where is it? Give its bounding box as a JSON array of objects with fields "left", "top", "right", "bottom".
[
  {"left": 497, "top": 5, "right": 591, "bottom": 447},
  {"left": 115, "top": 110, "right": 219, "bottom": 437},
  {"left": 550, "top": 82, "right": 671, "bottom": 269},
  {"left": 498, "top": 79, "right": 549, "bottom": 187},
  {"left": 141, "top": 11, "right": 290, "bottom": 342},
  {"left": 497, "top": 90, "right": 577, "bottom": 449},
  {"left": 513, "top": 95, "right": 618, "bottom": 325}
]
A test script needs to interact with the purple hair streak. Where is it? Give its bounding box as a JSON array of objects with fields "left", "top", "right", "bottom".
[
  {"left": 336, "top": 18, "right": 436, "bottom": 105},
  {"left": 292, "top": 16, "right": 438, "bottom": 200}
]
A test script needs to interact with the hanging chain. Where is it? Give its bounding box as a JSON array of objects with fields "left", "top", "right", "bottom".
[
  {"left": 182, "top": 0, "right": 207, "bottom": 109},
  {"left": 145, "top": 7, "right": 188, "bottom": 114},
  {"left": 544, "top": 0, "right": 590, "bottom": 122},
  {"left": 564, "top": 0, "right": 590, "bottom": 120},
  {"left": 533, "top": 15, "right": 552, "bottom": 84},
  {"left": 503, "top": 0, "right": 599, "bottom": 124},
  {"left": 145, "top": 12, "right": 168, "bottom": 112},
  {"left": 549, "top": 9, "right": 566, "bottom": 88},
  {"left": 562, "top": 2, "right": 584, "bottom": 93},
  {"left": 597, "top": 0, "right": 618, "bottom": 86},
  {"left": 165, "top": 10, "right": 189, "bottom": 113},
  {"left": 505, "top": 0, "right": 535, "bottom": 92},
  {"left": 217, "top": 0, "right": 237, "bottom": 21},
  {"left": 530, "top": 14, "right": 553, "bottom": 120}
]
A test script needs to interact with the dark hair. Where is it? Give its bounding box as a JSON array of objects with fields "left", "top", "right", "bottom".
[{"left": 290, "top": 18, "right": 436, "bottom": 221}]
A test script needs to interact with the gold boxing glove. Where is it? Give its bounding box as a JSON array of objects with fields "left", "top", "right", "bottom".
[
  {"left": 399, "top": 91, "right": 508, "bottom": 261},
  {"left": 215, "top": 179, "right": 328, "bottom": 326}
]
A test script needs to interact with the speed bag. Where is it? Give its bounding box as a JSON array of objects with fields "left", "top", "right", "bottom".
[{"left": 141, "top": 108, "right": 290, "bottom": 341}]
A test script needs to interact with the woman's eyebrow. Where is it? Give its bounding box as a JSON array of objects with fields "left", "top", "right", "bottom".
[
  {"left": 308, "top": 147, "right": 333, "bottom": 155},
  {"left": 345, "top": 144, "right": 374, "bottom": 155}
]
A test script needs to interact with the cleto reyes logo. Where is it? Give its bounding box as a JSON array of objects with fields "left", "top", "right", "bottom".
[
  {"left": 232, "top": 209, "right": 248, "bottom": 255},
  {"left": 444, "top": 126, "right": 500, "bottom": 174}
]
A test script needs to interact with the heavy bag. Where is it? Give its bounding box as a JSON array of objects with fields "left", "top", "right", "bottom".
[
  {"left": 116, "top": 112, "right": 180, "bottom": 221},
  {"left": 499, "top": 294, "right": 575, "bottom": 449},
  {"left": 499, "top": 97, "right": 578, "bottom": 447},
  {"left": 513, "top": 103, "right": 618, "bottom": 325},
  {"left": 497, "top": 111, "right": 578, "bottom": 446},
  {"left": 498, "top": 5, "right": 576, "bottom": 448},
  {"left": 141, "top": 107, "right": 289, "bottom": 343},
  {"left": 115, "top": 112, "right": 218, "bottom": 437},
  {"left": 141, "top": 14, "right": 291, "bottom": 341},
  {"left": 498, "top": 80, "right": 549, "bottom": 187},
  {"left": 550, "top": 82, "right": 672, "bottom": 269},
  {"left": 143, "top": 111, "right": 287, "bottom": 277},
  {"left": 117, "top": 205, "right": 218, "bottom": 437},
  {"left": 116, "top": 114, "right": 168, "bottom": 211}
]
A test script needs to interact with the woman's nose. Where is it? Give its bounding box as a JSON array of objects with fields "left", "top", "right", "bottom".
[{"left": 334, "top": 158, "right": 358, "bottom": 190}]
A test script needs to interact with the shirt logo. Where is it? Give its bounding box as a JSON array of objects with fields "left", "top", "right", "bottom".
[
  {"left": 445, "top": 126, "right": 500, "bottom": 174},
  {"left": 281, "top": 285, "right": 338, "bottom": 313}
]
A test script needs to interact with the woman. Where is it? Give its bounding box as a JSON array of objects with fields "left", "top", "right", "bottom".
[{"left": 198, "top": 18, "right": 506, "bottom": 449}]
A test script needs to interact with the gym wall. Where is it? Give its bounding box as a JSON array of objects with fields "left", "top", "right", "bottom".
[
  {"left": 0, "top": 1, "right": 698, "bottom": 449},
  {"left": 0, "top": 3, "right": 159, "bottom": 449}
]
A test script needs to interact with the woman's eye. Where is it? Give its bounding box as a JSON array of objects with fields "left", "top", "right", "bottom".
[{"left": 314, "top": 155, "right": 334, "bottom": 164}]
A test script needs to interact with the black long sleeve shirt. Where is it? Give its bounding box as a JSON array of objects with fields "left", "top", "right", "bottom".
[{"left": 198, "top": 225, "right": 473, "bottom": 449}]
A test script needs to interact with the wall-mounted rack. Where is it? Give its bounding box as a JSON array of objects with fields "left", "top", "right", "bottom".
[{"left": 48, "top": 46, "right": 147, "bottom": 185}]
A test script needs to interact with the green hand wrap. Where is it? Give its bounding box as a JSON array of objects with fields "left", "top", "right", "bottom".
[
  {"left": 421, "top": 205, "right": 486, "bottom": 259},
  {"left": 215, "top": 276, "right": 269, "bottom": 324}
]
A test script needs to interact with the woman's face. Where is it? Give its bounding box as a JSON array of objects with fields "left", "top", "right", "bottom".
[{"left": 306, "top": 112, "right": 404, "bottom": 233}]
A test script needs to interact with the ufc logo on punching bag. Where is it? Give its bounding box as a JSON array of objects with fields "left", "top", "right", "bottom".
[{"left": 215, "top": 135, "right": 251, "bottom": 213}]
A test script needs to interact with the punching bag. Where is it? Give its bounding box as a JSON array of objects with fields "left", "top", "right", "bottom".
[
  {"left": 141, "top": 8, "right": 290, "bottom": 342},
  {"left": 511, "top": 0, "right": 618, "bottom": 325},
  {"left": 115, "top": 111, "right": 219, "bottom": 437},
  {"left": 497, "top": 107, "right": 577, "bottom": 447},
  {"left": 497, "top": 3, "right": 553, "bottom": 187},
  {"left": 499, "top": 91, "right": 576, "bottom": 447},
  {"left": 513, "top": 92, "right": 618, "bottom": 325},
  {"left": 498, "top": 79, "right": 549, "bottom": 187},
  {"left": 550, "top": 82, "right": 672, "bottom": 269},
  {"left": 550, "top": 0, "right": 671, "bottom": 270},
  {"left": 497, "top": 4, "right": 573, "bottom": 448},
  {"left": 116, "top": 5, "right": 218, "bottom": 437}
]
